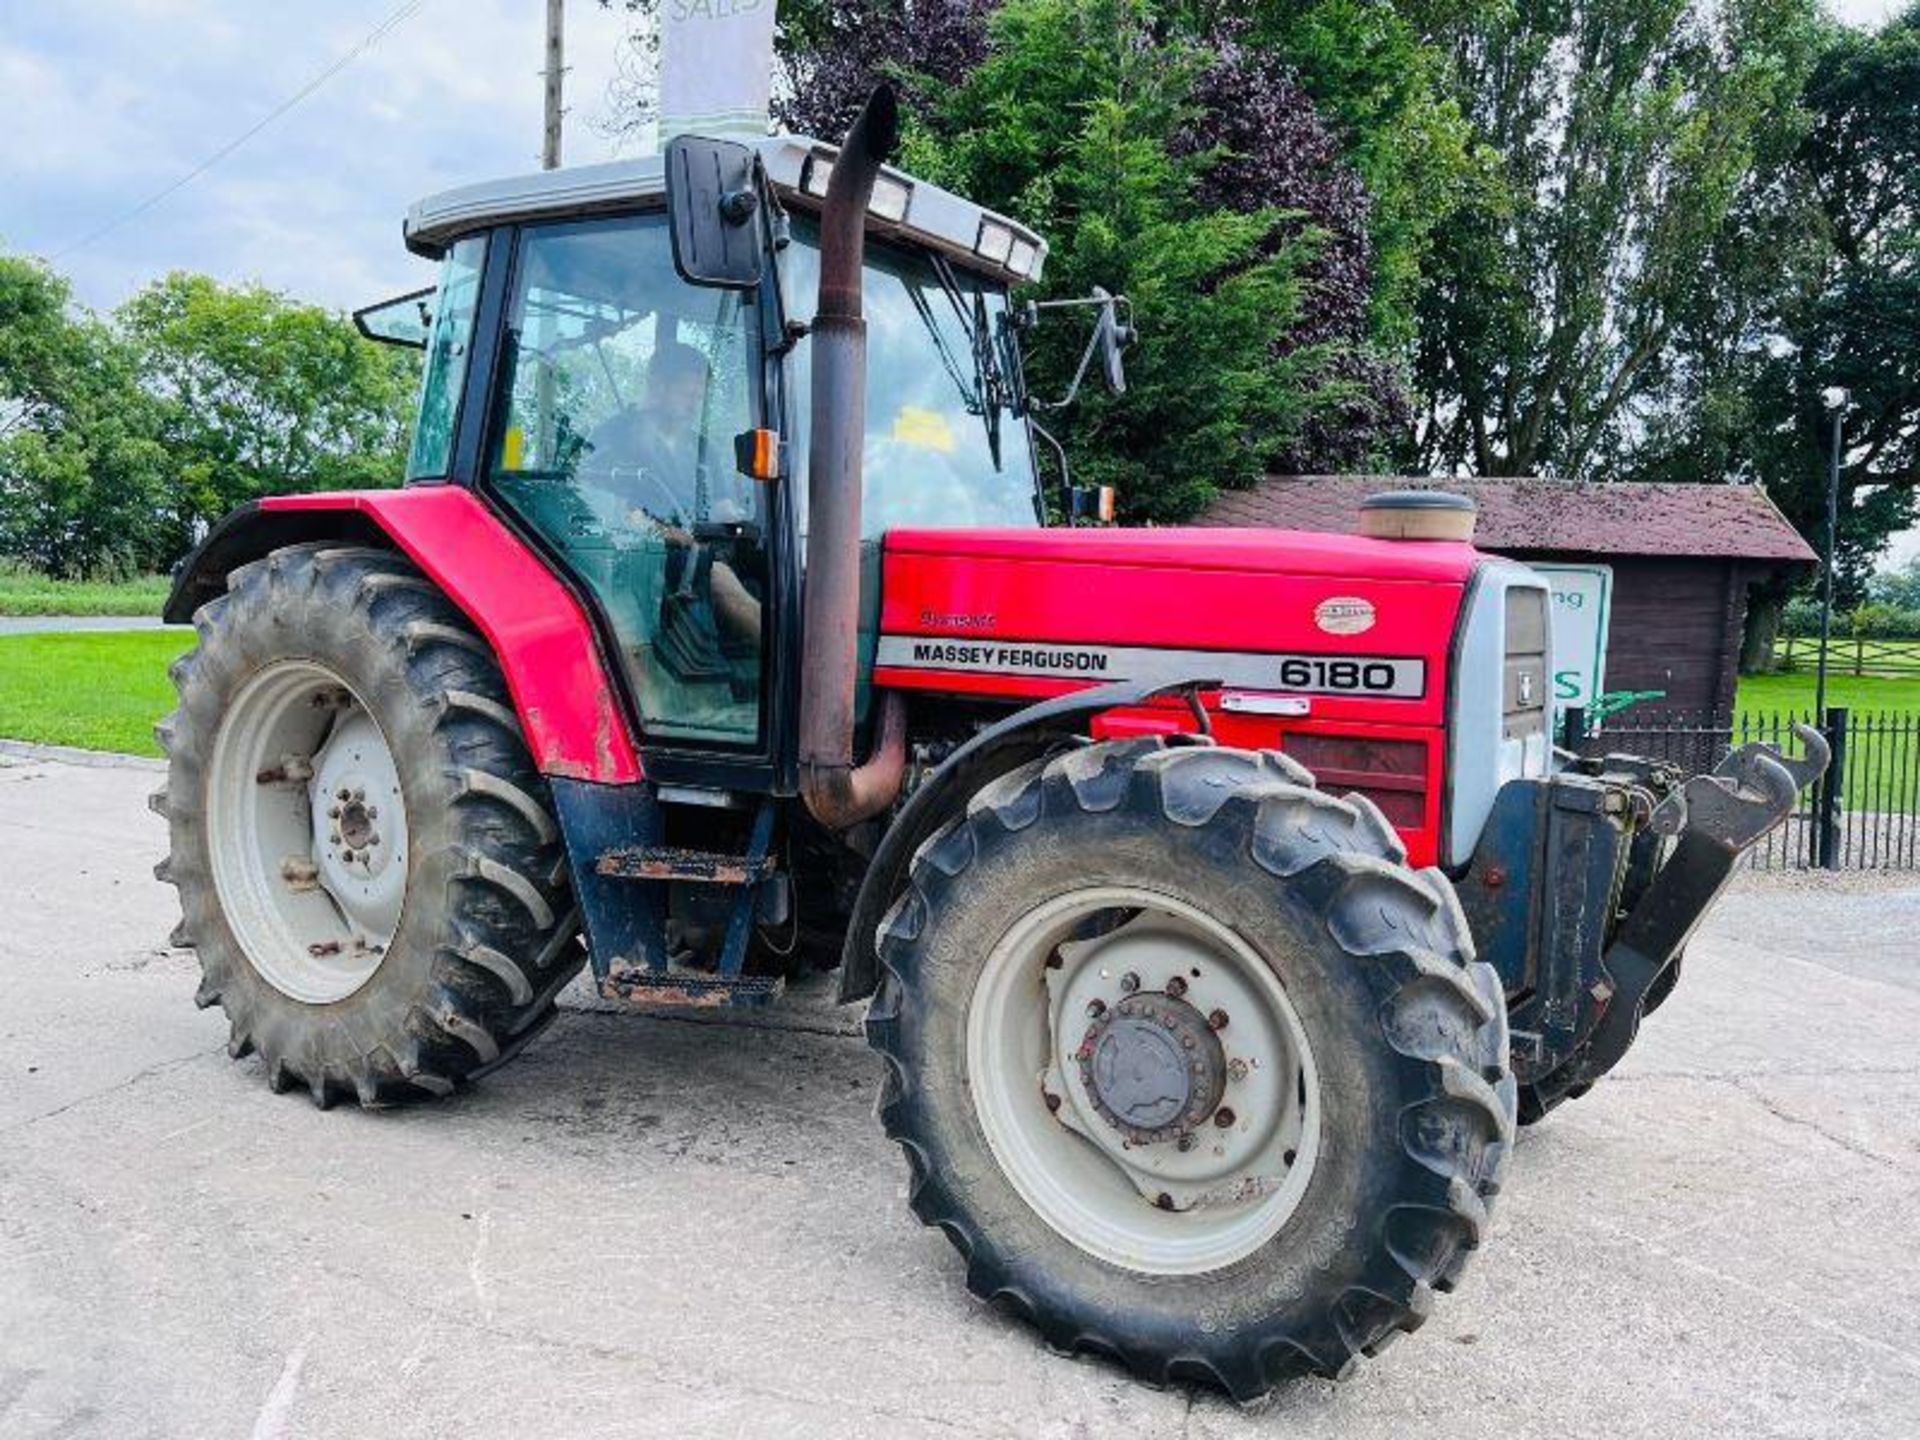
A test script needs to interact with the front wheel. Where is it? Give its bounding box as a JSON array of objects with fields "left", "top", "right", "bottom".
[
  {"left": 154, "top": 543, "right": 583, "bottom": 1106},
  {"left": 866, "top": 740, "right": 1515, "bottom": 1399}
]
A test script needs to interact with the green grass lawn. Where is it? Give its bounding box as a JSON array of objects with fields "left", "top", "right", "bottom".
[
  {"left": 1736, "top": 669, "right": 1920, "bottom": 716},
  {"left": 0, "top": 631, "right": 191, "bottom": 755},
  {"left": 0, "top": 565, "right": 171, "bottom": 617}
]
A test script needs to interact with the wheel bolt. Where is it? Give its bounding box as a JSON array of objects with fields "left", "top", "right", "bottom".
[
  {"left": 353, "top": 788, "right": 365, "bottom": 801},
  {"left": 1208, "top": 1008, "right": 1228, "bottom": 1030},
  {"left": 336, "top": 788, "right": 350, "bottom": 802},
  {"left": 366, "top": 806, "right": 379, "bottom": 820},
  {"left": 328, "top": 806, "right": 341, "bottom": 819},
  {"left": 1154, "top": 1193, "right": 1175, "bottom": 1211},
  {"left": 329, "top": 832, "right": 341, "bottom": 846},
  {"left": 1044, "top": 1091, "right": 1062, "bottom": 1113},
  {"left": 1176, "top": 1133, "right": 1195, "bottom": 1152},
  {"left": 1227, "top": 1058, "right": 1249, "bottom": 1083},
  {"left": 1120, "top": 972, "right": 1140, "bottom": 994},
  {"left": 1165, "top": 976, "right": 1187, "bottom": 999},
  {"left": 1214, "top": 1107, "right": 1236, "bottom": 1128},
  {"left": 1085, "top": 998, "right": 1106, "bottom": 1019}
]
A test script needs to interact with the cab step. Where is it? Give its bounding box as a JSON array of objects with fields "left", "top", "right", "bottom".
[
  {"left": 598, "top": 966, "right": 784, "bottom": 1009},
  {"left": 595, "top": 844, "right": 774, "bottom": 885}
]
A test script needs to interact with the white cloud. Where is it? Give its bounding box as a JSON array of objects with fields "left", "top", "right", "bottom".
[{"left": 0, "top": 0, "right": 642, "bottom": 311}]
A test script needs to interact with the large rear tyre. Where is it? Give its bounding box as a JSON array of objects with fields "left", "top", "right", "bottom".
[
  {"left": 154, "top": 544, "right": 583, "bottom": 1106},
  {"left": 866, "top": 740, "right": 1515, "bottom": 1400}
]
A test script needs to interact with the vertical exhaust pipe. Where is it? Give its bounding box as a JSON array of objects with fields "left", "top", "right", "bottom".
[{"left": 798, "top": 85, "right": 909, "bottom": 830}]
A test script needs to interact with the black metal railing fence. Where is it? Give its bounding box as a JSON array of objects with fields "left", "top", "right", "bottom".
[{"left": 1562, "top": 705, "right": 1920, "bottom": 871}]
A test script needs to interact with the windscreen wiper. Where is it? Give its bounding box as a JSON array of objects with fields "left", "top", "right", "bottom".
[{"left": 929, "top": 254, "right": 1008, "bottom": 466}]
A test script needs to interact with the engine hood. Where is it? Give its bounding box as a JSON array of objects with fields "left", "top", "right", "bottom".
[{"left": 874, "top": 526, "right": 1480, "bottom": 728}]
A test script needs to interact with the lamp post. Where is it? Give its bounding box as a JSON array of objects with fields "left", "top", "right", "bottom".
[{"left": 1815, "top": 386, "right": 1850, "bottom": 721}]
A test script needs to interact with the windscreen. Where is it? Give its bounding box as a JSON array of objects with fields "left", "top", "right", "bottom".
[{"left": 783, "top": 217, "right": 1040, "bottom": 534}]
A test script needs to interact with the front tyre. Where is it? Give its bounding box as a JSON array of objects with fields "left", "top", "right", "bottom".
[
  {"left": 154, "top": 544, "right": 583, "bottom": 1106},
  {"left": 866, "top": 740, "right": 1515, "bottom": 1400}
]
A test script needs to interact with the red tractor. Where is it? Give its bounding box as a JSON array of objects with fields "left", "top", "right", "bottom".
[{"left": 155, "top": 92, "right": 1822, "bottom": 1397}]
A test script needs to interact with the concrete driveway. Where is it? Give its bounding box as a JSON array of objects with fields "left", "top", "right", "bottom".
[{"left": 3, "top": 748, "right": 1918, "bottom": 1439}]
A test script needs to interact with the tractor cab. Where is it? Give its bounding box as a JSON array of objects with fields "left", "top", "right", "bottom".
[{"left": 356, "top": 132, "right": 1062, "bottom": 791}]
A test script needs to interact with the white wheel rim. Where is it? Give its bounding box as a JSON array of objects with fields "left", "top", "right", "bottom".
[
  {"left": 966, "top": 887, "right": 1322, "bottom": 1276},
  {"left": 206, "top": 661, "right": 410, "bottom": 1004}
]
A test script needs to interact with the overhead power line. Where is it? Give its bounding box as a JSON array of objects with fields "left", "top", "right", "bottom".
[{"left": 52, "top": 0, "right": 429, "bottom": 261}]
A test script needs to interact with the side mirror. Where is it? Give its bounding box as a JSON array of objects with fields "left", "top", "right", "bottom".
[
  {"left": 664, "top": 136, "right": 767, "bottom": 289},
  {"left": 1093, "top": 287, "right": 1133, "bottom": 396}
]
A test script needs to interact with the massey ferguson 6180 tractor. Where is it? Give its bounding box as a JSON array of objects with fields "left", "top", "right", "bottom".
[{"left": 155, "top": 91, "right": 1824, "bottom": 1397}]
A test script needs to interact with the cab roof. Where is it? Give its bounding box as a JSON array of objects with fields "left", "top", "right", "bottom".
[{"left": 404, "top": 133, "right": 1048, "bottom": 285}]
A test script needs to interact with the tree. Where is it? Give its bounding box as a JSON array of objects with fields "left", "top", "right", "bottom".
[
  {"left": 1413, "top": 0, "right": 1825, "bottom": 478},
  {"left": 1871, "top": 556, "right": 1920, "bottom": 610},
  {"left": 0, "top": 255, "right": 168, "bottom": 577},
  {"left": 117, "top": 274, "right": 418, "bottom": 560},
  {"left": 1201, "top": 1, "right": 1492, "bottom": 352},
  {"left": 1623, "top": 7, "right": 1919, "bottom": 662}
]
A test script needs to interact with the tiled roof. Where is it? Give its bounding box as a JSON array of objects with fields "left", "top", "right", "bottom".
[{"left": 1198, "top": 476, "right": 1818, "bottom": 564}]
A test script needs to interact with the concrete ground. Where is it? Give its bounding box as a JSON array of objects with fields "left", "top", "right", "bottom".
[{"left": 2, "top": 748, "right": 1918, "bottom": 1440}]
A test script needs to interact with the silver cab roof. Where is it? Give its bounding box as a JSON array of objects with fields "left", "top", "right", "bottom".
[{"left": 404, "top": 133, "right": 1048, "bottom": 284}]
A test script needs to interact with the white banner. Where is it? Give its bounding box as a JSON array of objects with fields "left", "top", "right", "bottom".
[{"left": 658, "top": 0, "right": 778, "bottom": 140}]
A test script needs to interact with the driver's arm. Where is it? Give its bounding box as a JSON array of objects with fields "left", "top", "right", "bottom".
[{"left": 708, "top": 560, "right": 762, "bottom": 645}]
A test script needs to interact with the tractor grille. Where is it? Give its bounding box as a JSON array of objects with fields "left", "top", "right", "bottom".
[{"left": 1283, "top": 733, "right": 1428, "bottom": 829}]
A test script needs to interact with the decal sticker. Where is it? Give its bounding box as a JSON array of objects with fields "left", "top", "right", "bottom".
[
  {"left": 875, "top": 637, "right": 1426, "bottom": 699},
  {"left": 1314, "top": 596, "right": 1377, "bottom": 636}
]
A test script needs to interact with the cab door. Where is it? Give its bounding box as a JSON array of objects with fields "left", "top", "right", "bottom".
[{"left": 482, "top": 213, "right": 777, "bottom": 764}]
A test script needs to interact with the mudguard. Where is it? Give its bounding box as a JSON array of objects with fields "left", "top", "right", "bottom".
[{"left": 165, "top": 489, "right": 643, "bottom": 784}]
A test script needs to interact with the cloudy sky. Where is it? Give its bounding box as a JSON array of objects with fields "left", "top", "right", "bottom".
[{"left": 0, "top": 0, "right": 644, "bottom": 312}]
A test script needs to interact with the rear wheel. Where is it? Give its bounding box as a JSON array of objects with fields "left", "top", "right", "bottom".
[
  {"left": 154, "top": 544, "right": 583, "bottom": 1106},
  {"left": 867, "top": 739, "right": 1514, "bottom": 1399}
]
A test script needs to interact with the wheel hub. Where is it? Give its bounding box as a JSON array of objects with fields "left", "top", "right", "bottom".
[
  {"left": 307, "top": 709, "right": 408, "bottom": 941},
  {"left": 206, "top": 661, "right": 409, "bottom": 1005},
  {"left": 1078, "top": 993, "right": 1225, "bottom": 1145},
  {"left": 968, "top": 890, "right": 1324, "bottom": 1275}
]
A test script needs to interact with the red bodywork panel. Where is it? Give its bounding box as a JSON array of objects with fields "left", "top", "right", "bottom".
[
  {"left": 261, "top": 490, "right": 642, "bottom": 783},
  {"left": 876, "top": 528, "right": 1479, "bottom": 865}
]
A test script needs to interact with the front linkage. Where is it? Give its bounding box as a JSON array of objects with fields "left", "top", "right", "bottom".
[{"left": 1455, "top": 727, "right": 1828, "bottom": 1121}]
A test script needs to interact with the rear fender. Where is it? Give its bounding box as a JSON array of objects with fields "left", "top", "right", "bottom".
[
  {"left": 838, "top": 678, "right": 1212, "bottom": 1003},
  {"left": 166, "top": 490, "right": 642, "bottom": 784}
]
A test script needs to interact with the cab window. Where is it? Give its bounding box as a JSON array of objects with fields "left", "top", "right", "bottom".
[{"left": 406, "top": 236, "right": 485, "bottom": 481}]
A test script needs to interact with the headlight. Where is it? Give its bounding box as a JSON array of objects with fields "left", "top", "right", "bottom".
[
  {"left": 976, "top": 220, "right": 1015, "bottom": 264},
  {"left": 1007, "top": 237, "right": 1039, "bottom": 278},
  {"left": 802, "top": 151, "right": 911, "bottom": 223},
  {"left": 868, "top": 173, "right": 913, "bottom": 223}
]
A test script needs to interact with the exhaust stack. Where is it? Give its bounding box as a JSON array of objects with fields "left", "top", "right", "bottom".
[{"left": 798, "top": 85, "right": 909, "bottom": 830}]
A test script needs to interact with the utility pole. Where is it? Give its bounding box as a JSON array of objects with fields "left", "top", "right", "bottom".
[{"left": 542, "top": 0, "right": 565, "bottom": 170}]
